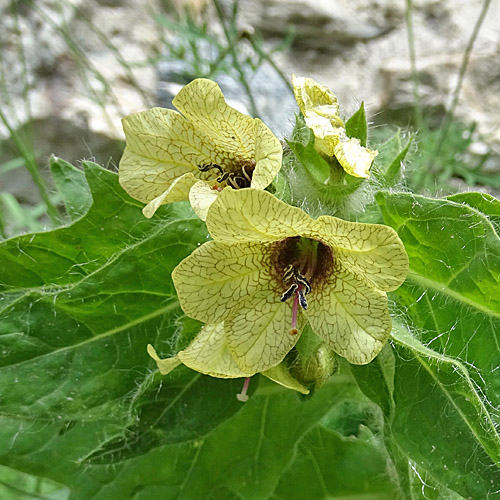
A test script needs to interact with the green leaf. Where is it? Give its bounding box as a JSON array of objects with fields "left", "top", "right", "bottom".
[
  {"left": 271, "top": 424, "right": 399, "bottom": 500},
  {"left": 0, "top": 162, "right": 212, "bottom": 482},
  {"left": 74, "top": 378, "right": 370, "bottom": 500},
  {"left": 360, "top": 191, "right": 500, "bottom": 498},
  {"left": 0, "top": 161, "right": 185, "bottom": 290},
  {"left": 0, "top": 464, "right": 68, "bottom": 500},
  {"left": 1, "top": 160, "right": 403, "bottom": 498},
  {"left": 392, "top": 326, "right": 499, "bottom": 494},
  {"left": 447, "top": 191, "right": 500, "bottom": 234},
  {"left": 384, "top": 133, "right": 414, "bottom": 185},
  {"left": 50, "top": 156, "right": 92, "bottom": 221},
  {"left": 287, "top": 128, "right": 331, "bottom": 185},
  {"left": 345, "top": 101, "right": 367, "bottom": 147}
]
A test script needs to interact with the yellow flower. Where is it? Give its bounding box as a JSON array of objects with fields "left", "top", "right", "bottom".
[
  {"left": 119, "top": 78, "right": 282, "bottom": 220},
  {"left": 172, "top": 188, "right": 408, "bottom": 373},
  {"left": 147, "top": 323, "right": 309, "bottom": 400},
  {"left": 292, "top": 74, "right": 378, "bottom": 178}
]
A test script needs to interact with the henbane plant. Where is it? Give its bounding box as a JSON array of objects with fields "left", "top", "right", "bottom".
[
  {"left": 119, "top": 76, "right": 408, "bottom": 400},
  {"left": 1, "top": 75, "right": 498, "bottom": 499}
]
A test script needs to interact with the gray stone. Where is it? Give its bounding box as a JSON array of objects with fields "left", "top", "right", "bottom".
[{"left": 231, "top": 0, "right": 403, "bottom": 50}]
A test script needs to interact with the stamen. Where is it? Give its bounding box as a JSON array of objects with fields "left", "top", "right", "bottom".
[
  {"left": 230, "top": 175, "right": 248, "bottom": 189},
  {"left": 198, "top": 163, "right": 224, "bottom": 177},
  {"left": 283, "top": 264, "right": 294, "bottom": 283},
  {"left": 242, "top": 164, "right": 252, "bottom": 183},
  {"left": 298, "top": 289, "right": 308, "bottom": 310},
  {"left": 217, "top": 172, "right": 230, "bottom": 183},
  {"left": 295, "top": 273, "right": 311, "bottom": 294},
  {"left": 289, "top": 290, "right": 300, "bottom": 335},
  {"left": 236, "top": 377, "right": 251, "bottom": 402},
  {"left": 280, "top": 283, "right": 298, "bottom": 302},
  {"left": 227, "top": 176, "right": 239, "bottom": 189}
]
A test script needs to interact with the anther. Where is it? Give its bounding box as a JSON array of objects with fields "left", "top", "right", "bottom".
[
  {"left": 242, "top": 164, "right": 252, "bottom": 183},
  {"left": 295, "top": 273, "right": 311, "bottom": 295},
  {"left": 216, "top": 172, "right": 230, "bottom": 183},
  {"left": 197, "top": 163, "right": 224, "bottom": 177},
  {"left": 283, "top": 264, "right": 294, "bottom": 283},
  {"left": 228, "top": 175, "right": 248, "bottom": 189},
  {"left": 298, "top": 289, "right": 308, "bottom": 310},
  {"left": 280, "top": 283, "right": 298, "bottom": 302}
]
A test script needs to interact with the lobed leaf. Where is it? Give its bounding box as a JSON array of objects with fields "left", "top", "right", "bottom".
[
  {"left": 354, "top": 191, "right": 500, "bottom": 499},
  {"left": 0, "top": 161, "right": 404, "bottom": 499}
]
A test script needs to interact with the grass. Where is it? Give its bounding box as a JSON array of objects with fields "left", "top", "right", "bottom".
[{"left": 404, "top": 0, "right": 495, "bottom": 193}]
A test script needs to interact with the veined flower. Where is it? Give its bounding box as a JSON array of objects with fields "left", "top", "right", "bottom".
[
  {"left": 172, "top": 188, "right": 408, "bottom": 373},
  {"left": 119, "top": 78, "right": 282, "bottom": 220},
  {"left": 292, "top": 74, "right": 378, "bottom": 179},
  {"left": 147, "top": 323, "right": 309, "bottom": 400}
]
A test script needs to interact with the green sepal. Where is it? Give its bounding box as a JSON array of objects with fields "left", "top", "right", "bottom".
[{"left": 345, "top": 101, "right": 367, "bottom": 147}]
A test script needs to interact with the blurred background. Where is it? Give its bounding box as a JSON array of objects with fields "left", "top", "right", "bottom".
[
  {"left": 1, "top": 0, "right": 500, "bottom": 240},
  {"left": 0, "top": 0, "right": 499, "bottom": 497}
]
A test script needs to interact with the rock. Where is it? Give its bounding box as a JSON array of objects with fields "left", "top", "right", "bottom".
[
  {"left": 379, "top": 51, "right": 500, "bottom": 145},
  {"left": 158, "top": 56, "right": 296, "bottom": 138},
  {"left": 0, "top": 0, "right": 160, "bottom": 169},
  {"left": 231, "top": 0, "right": 403, "bottom": 50}
]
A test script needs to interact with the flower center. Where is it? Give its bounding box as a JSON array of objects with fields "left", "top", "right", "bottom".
[
  {"left": 269, "top": 236, "right": 336, "bottom": 335},
  {"left": 197, "top": 159, "right": 256, "bottom": 189}
]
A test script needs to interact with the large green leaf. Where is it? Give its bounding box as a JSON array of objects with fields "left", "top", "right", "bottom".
[
  {"left": 271, "top": 389, "right": 401, "bottom": 500},
  {"left": 352, "top": 191, "right": 500, "bottom": 499},
  {"left": 0, "top": 161, "right": 402, "bottom": 498},
  {"left": 378, "top": 191, "right": 500, "bottom": 414}
]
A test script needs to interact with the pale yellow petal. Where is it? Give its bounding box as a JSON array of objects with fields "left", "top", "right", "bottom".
[
  {"left": 143, "top": 172, "right": 199, "bottom": 218},
  {"left": 291, "top": 75, "right": 377, "bottom": 178},
  {"left": 333, "top": 134, "right": 378, "bottom": 179},
  {"left": 206, "top": 188, "right": 312, "bottom": 243},
  {"left": 147, "top": 344, "right": 182, "bottom": 375},
  {"left": 119, "top": 107, "right": 218, "bottom": 203},
  {"left": 250, "top": 118, "right": 283, "bottom": 189},
  {"left": 292, "top": 74, "right": 341, "bottom": 119},
  {"left": 178, "top": 323, "right": 254, "bottom": 378},
  {"left": 301, "top": 115, "right": 343, "bottom": 157},
  {"left": 314, "top": 216, "right": 409, "bottom": 291},
  {"left": 306, "top": 268, "right": 392, "bottom": 365},
  {"left": 173, "top": 78, "right": 255, "bottom": 157},
  {"left": 292, "top": 74, "right": 344, "bottom": 158},
  {"left": 188, "top": 180, "right": 220, "bottom": 221},
  {"left": 225, "top": 294, "right": 306, "bottom": 373},
  {"left": 172, "top": 241, "right": 273, "bottom": 324},
  {"left": 262, "top": 363, "right": 310, "bottom": 394}
]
